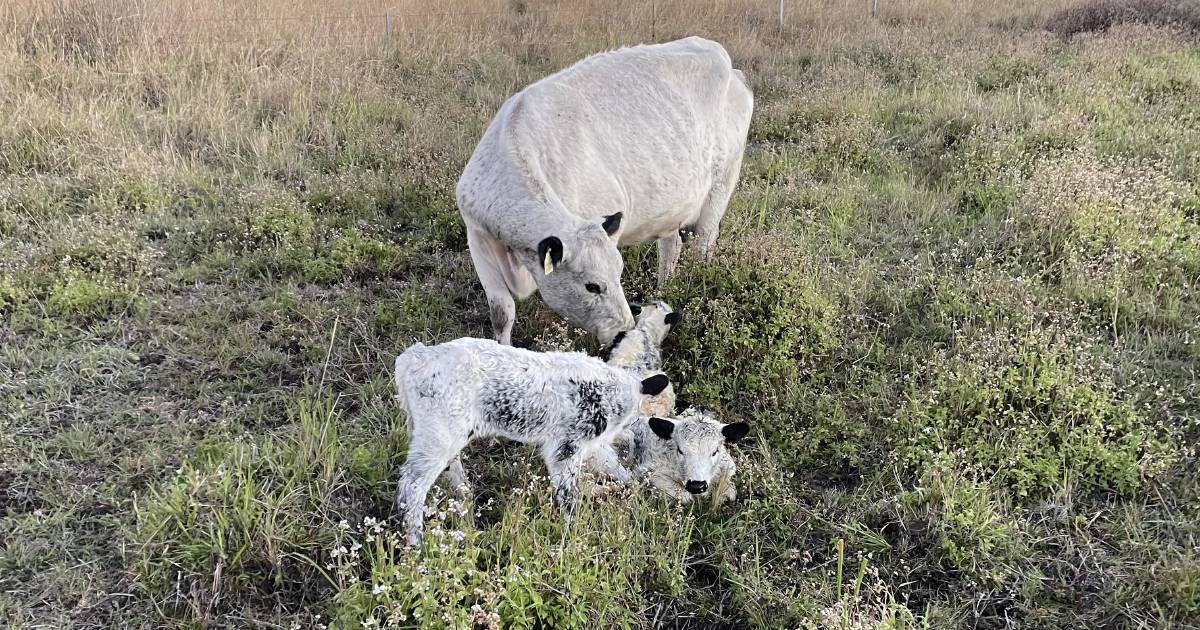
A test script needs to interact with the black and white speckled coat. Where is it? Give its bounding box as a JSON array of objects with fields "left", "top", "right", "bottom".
[
  {"left": 393, "top": 337, "right": 669, "bottom": 545},
  {"left": 603, "top": 301, "right": 682, "bottom": 417}
]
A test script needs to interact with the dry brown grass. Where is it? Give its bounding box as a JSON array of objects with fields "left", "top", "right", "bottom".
[
  {"left": 1046, "top": 0, "right": 1200, "bottom": 37},
  {"left": 4, "top": 0, "right": 1198, "bottom": 627}
]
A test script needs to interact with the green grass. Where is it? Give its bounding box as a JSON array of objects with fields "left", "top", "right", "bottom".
[{"left": 2, "top": 2, "right": 1200, "bottom": 628}]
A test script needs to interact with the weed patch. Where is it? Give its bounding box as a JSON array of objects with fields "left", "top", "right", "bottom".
[
  {"left": 661, "top": 242, "right": 839, "bottom": 410},
  {"left": 896, "top": 332, "right": 1175, "bottom": 499}
]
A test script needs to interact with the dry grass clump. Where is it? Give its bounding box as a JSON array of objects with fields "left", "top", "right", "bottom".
[{"left": 1046, "top": 0, "right": 1200, "bottom": 37}]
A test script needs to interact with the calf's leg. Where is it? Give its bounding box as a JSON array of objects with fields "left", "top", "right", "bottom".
[
  {"left": 441, "top": 455, "right": 471, "bottom": 496},
  {"left": 396, "top": 426, "right": 469, "bottom": 546},
  {"left": 541, "top": 440, "right": 584, "bottom": 517},
  {"left": 586, "top": 442, "right": 633, "bottom": 484}
]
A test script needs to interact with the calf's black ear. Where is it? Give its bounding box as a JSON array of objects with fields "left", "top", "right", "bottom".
[
  {"left": 648, "top": 416, "right": 675, "bottom": 440},
  {"left": 664, "top": 311, "right": 683, "bottom": 326},
  {"left": 640, "top": 373, "right": 670, "bottom": 396},
  {"left": 537, "top": 236, "right": 564, "bottom": 275},
  {"left": 600, "top": 331, "right": 627, "bottom": 362},
  {"left": 722, "top": 422, "right": 750, "bottom": 444},
  {"left": 602, "top": 212, "right": 623, "bottom": 237},
  {"left": 629, "top": 303, "right": 642, "bottom": 317}
]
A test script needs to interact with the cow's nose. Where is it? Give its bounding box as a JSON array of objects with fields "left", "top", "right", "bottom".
[{"left": 685, "top": 480, "right": 708, "bottom": 495}]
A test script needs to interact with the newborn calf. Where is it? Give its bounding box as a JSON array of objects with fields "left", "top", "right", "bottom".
[
  {"left": 394, "top": 338, "right": 670, "bottom": 545},
  {"left": 603, "top": 301, "right": 682, "bottom": 416},
  {"left": 582, "top": 301, "right": 681, "bottom": 483},
  {"left": 631, "top": 407, "right": 749, "bottom": 503},
  {"left": 596, "top": 301, "right": 750, "bottom": 503}
]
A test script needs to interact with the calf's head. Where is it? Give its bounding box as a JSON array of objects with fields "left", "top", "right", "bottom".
[
  {"left": 647, "top": 410, "right": 750, "bottom": 495},
  {"left": 533, "top": 212, "right": 634, "bottom": 344}
]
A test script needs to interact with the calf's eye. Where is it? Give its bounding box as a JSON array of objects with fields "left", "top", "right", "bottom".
[
  {"left": 676, "top": 446, "right": 683, "bottom": 455},
  {"left": 585, "top": 282, "right": 602, "bottom": 294}
]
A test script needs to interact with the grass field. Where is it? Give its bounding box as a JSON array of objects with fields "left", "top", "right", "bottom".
[{"left": 2, "top": 0, "right": 1199, "bottom": 627}]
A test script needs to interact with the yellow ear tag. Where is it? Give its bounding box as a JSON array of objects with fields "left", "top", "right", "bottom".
[{"left": 543, "top": 252, "right": 555, "bottom": 275}]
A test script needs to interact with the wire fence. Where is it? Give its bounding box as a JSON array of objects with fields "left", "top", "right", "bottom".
[{"left": 1, "top": 0, "right": 887, "bottom": 46}]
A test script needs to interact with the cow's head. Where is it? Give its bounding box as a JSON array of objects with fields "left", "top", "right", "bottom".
[
  {"left": 646, "top": 409, "right": 749, "bottom": 495},
  {"left": 532, "top": 212, "right": 633, "bottom": 344}
]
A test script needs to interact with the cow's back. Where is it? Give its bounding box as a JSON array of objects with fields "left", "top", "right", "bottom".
[{"left": 458, "top": 37, "right": 751, "bottom": 246}]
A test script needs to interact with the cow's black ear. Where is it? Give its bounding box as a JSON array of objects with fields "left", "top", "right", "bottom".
[
  {"left": 648, "top": 417, "right": 675, "bottom": 440},
  {"left": 664, "top": 311, "right": 683, "bottom": 326},
  {"left": 640, "top": 373, "right": 670, "bottom": 396},
  {"left": 722, "top": 422, "right": 750, "bottom": 443},
  {"left": 629, "top": 303, "right": 642, "bottom": 317},
  {"left": 674, "top": 398, "right": 692, "bottom": 412},
  {"left": 602, "top": 212, "right": 623, "bottom": 237},
  {"left": 537, "top": 236, "right": 564, "bottom": 275}
]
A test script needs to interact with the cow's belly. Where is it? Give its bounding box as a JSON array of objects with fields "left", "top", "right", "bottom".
[{"left": 619, "top": 205, "right": 699, "bottom": 244}]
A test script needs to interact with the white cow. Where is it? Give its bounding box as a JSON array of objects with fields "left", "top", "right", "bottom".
[{"left": 456, "top": 36, "right": 754, "bottom": 345}]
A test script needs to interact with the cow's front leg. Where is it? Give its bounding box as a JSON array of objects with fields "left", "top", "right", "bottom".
[{"left": 467, "top": 227, "right": 517, "bottom": 345}]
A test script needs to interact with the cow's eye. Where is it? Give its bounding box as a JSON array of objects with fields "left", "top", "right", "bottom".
[
  {"left": 712, "top": 450, "right": 719, "bottom": 456},
  {"left": 585, "top": 282, "right": 602, "bottom": 294},
  {"left": 676, "top": 445, "right": 683, "bottom": 455}
]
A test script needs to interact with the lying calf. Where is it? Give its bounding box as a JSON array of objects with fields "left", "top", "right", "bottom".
[
  {"left": 597, "top": 302, "right": 750, "bottom": 503},
  {"left": 631, "top": 407, "right": 748, "bottom": 503},
  {"left": 603, "top": 301, "right": 682, "bottom": 416},
  {"left": 394, "top": 337, "right": 670, "bottom": 545}
]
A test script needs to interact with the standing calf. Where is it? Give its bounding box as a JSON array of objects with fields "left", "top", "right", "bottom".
[{"left": 393, "top": 338, "right": 670, "bottom": 545}]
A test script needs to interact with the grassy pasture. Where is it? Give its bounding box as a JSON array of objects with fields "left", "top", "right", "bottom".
[{"left": 1, "top": 0, "right": 1199, "bottom": 627}]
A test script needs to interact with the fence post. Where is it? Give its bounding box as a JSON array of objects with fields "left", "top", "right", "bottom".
[
  {"left": 384, "top": 12, "right": 392, "bottom": 36},
  {"left": 778, "top": 0, "right": 784, "bottom": 32},
  {"left": 870, "top": 0, "right": 878, "bottom": 18},
  {"left": 651, "top": 0, "right": 657, "bottom": 40}
]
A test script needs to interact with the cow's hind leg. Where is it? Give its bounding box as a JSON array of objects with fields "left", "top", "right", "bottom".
[
  {"left": 692, "top": 154, "right": 744, "bottom": 262},
  {"left": 656, "top": 231, "right": 683, "bottom": 287}
]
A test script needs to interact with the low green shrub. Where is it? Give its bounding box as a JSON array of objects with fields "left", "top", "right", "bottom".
[
  {"left": 0, "top": 276, "right": 26, "bottom": 312},
  {"left": 250, "top": 204, "right": 315, "bottom": 250},
  {"left": 328, "top": 483, "right": 692, "bottom": 630},
  {"left": 975, "top": 57, "right": 1044, "bottom": 92},
  {"left": 302, "top": 228, "right": 408, "bottom": 284},
  {"left": 661, "top": 243, "right": 839, "bottom": 411},
  {"left": 132, "top": 398, "right": 397, "bottom": 617},
  {"left": 896, "top": 341, "right": 1174, "bottom": 499},
  {"left": 45, "top": 271, "right": 138, "bottom": 319},
  {"left": 899, "top": 464, "right": 1025, "bottom": 585}
]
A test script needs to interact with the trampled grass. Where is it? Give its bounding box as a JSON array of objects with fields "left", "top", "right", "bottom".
[{"left": 1, "top": 0, "right": 1198, "bottom": 627}]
